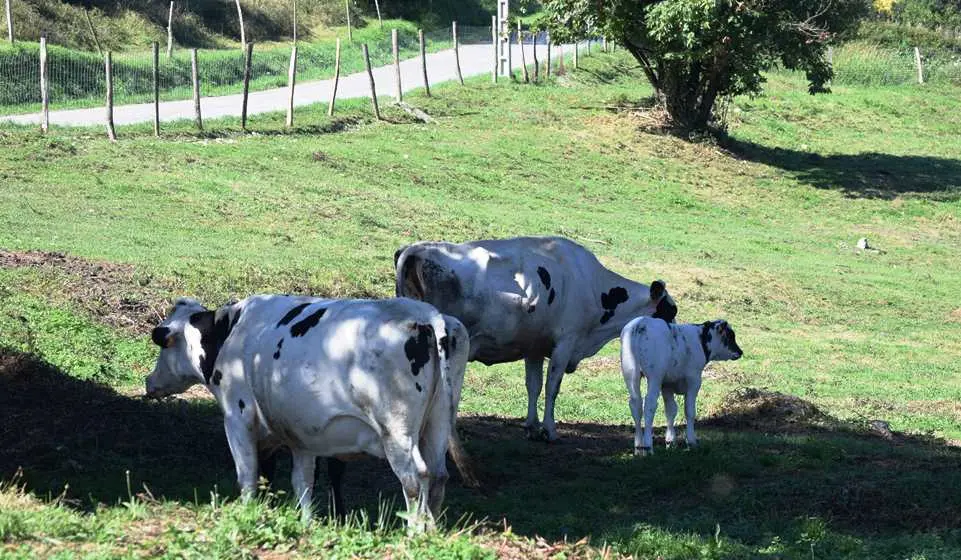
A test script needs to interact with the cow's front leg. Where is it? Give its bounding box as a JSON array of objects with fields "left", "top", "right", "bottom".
[
  {"left": 523, "top": 356, "right": 544, "bottom": 435},
  {"left": 542, "top": 341, "right": 575, "bottom": 442},
  {"left": 223, "top": 410, "right": 259, "bottom": 500},
  {"left": 291, "top": 450, "right": 317, "bottom": 523}
]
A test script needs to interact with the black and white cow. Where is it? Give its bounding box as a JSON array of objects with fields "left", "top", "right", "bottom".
[
  {"left": 620, "top": 318, "right": 742, "bottom": 455},
  {"left": 394, "top": 236, "right": 677, "bottom": 442},
  {"left": 145, "top": 295, "right": 471, "bottom": 531}
]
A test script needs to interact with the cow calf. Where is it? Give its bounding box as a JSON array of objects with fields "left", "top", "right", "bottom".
[{"left": 620, "top": 318, "right": 743, "bottom": 455}]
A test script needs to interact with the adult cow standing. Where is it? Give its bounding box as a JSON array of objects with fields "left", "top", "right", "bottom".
[
  {"left": 145, "top": 295, "right": 472, "bottom": 531},
  {"left": 394, "top": 236, "right": 677, "bottom": 442}
]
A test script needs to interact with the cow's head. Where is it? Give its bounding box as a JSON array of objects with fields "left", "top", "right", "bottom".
[
  {"left": 649, "top": 280, "right": 678, "bottom": 323},
  {"left": 701, "top": 320, "right": 743, "bottom": 361},
  {"left": 145, "top": 298, "right": 210, "bottom": 399}
]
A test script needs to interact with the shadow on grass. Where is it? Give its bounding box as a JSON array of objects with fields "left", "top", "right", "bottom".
[
  {"left": 5, "top": 347, "right": 961, "bottom": 550},
  {"left": 722, "top": 137, "right": 961, "bottom": 201}
]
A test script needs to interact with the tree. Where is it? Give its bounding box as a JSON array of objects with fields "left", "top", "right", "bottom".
[{"left": 543, "top": 0, "right": 870, "bottom": 131}]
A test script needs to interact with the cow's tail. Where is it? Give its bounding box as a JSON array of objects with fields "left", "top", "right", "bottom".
[
  {"left": 395, "top": 246, "right": 422, "bottom": 300},
  {"left": 428, "top": 313, "right": 481, "bottom": 489}
]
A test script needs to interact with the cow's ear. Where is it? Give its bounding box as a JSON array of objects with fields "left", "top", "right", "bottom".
[{"left": 650, "top": 280, "right": 666, "bottom": 301}]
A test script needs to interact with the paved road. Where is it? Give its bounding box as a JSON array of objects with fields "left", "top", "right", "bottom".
[{"left": 0, "top": 44, "right": 570, "bottom": 127}]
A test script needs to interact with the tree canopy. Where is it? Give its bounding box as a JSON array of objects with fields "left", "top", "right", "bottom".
[{"left": 543, "top": 0, "right": 871, "bottom": 131}]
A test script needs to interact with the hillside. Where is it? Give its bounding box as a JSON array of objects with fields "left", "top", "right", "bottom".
[
  {"left": 2, "top": 0, "right": 499, "bottom": 51},
  {"left": 0, "top": 48, "right": 960, "bottom": 557}
]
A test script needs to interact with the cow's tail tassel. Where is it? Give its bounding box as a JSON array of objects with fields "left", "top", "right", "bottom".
[{"left": 448, "top": 430, "right": 481, "bottom": 489}]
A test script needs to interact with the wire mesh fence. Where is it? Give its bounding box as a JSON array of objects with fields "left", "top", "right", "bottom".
[{"left": 0, "top": 23, "right": 488, "bottom": 115}]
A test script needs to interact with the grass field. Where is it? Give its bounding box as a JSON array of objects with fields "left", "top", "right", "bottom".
[{"left": 1, "top": 52, "right": 960, "bottom": 558}]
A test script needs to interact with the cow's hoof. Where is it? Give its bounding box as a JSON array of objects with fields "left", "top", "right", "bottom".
[
  {"left": 524, "top": 423, "right": 544, "bottom": 441},
  {"left": 665, "top": 440, "right": 676, "bottom": 450},
  {"left": 634, "top": 446, "right": 653, "bottom": 457}
]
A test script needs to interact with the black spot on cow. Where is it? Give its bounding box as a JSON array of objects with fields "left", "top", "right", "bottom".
[
  {"left": 700, "top": 321, "right": 714, "bottom": 361},
  {"left": 273, "top": 338, "right": 284, "bottom": 360},
  {"left": 528, "top": 305, "right": 536, "bottom": 314},
  {"left": 238, "top": 399, "right": 246, "bottom": 411},
  {"left": 548, "top": 288, "right": 556, "bottom": 305},
  {"left": 654, "top": 295, "right": 678, "bottom": 324},
  {"left": 600, "top": 286, "right": 629, "bottom": 324},
  {"left": 404, "top": 324, "right": 433, "bottom": 376},
  {"left": 290, "top": 307, "right": 328, "bottom": 337},
  {"left": 536, "top": 266, "right": 552, "bottom": 289},
  {"left": 190, "top": 308, "right": 237, "bottom": 384},
  {"left": 416, "top": 382, "right": 423, "bottom": 392},
  {"left": 150, "top": 326, "right": 170, "bottom": 347},
  {"left": 439, "top": 335, "right": 450, "bottom": 357},
  {"left": 277, "top": 302, "right": 312, "bottom": 328},
  {"left": 212, "top": 370, "right": 223, "bottom": 385}
]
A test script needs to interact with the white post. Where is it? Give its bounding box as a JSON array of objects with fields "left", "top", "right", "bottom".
[
  {"left": 491, "top": 15, "right": 497, "bottom": 83},
  {"left": 393, "top": 28, "right": 401, "bottom": 101},
  {"left": 39, "top": 34, "right": 48, "bottom": 133},
  {"left": 286, "top": 44, "right": 297, "bottom": 128},
  {"left": 914, "top": 46, "right": 924, "bottom": 84},
  {"left": 5, "top": 0, "right": 13, "bottom": 43},
  {"left": 166, "top": 1, "right": 174, "bottom": 57},
  {"left": 497, "top": 0, "right": 511, "bottom": 77}
]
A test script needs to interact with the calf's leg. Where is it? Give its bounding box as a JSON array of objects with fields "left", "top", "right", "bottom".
[
  {"left": 662, "top": 388, "right": 678, "bottom": 448},
  {"left": 621, "top": 364, "right": 644, "bottom": 455},
  {"left": 641, "top": 378, "right": 662, "bottom": 456},
  {"left": 684, "top": 379, "right": 702, "bottom": 447}
]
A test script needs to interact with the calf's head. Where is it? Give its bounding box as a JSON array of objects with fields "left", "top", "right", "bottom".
[
  {"left": 649, "top": 280, "right": 678, "bottom": 323},
  {"left": 146, "top": 298, "right": 212, "bottom": 399},
  {"left": 701, "top": 320, "right": 743, "bottom": 361}
]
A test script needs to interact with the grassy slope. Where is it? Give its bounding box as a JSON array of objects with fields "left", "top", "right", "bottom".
[{"left": 0, "top": 54, "right": 960, "bottom": 558}]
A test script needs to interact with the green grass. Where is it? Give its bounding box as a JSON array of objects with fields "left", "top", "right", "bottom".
[
  {"left": 0, "top": 52, "right": 960, "bottom": 557},
  {"left": 0, "top": 20, "right": 455, "bottom": 114}
]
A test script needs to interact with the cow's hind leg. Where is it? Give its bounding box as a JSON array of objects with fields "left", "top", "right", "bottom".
[
  {"left": 523, "top": 356, "right": 544, "bottom": 435},
  {"left": 290, "top": 450, "right": 317, "bottom": 523},
  {"left": 224, "top": 411, "right": 259, "bottom": 500},
  {"left": 420, "top": 394, "right": 453, "bottom": 518},
  {"left": 542, "top": 340, "right": 574, "bottom": 442},
  {"left": 383, "top": 434, "right": 433, "bottom": 532}
]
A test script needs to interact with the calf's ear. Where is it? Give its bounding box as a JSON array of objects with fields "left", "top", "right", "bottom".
[
  {"left": 394, "top": 245, "right": 408, "bottom": 269},
  {"left": 650, "top": 280, "right": 666, "bottom": 302},
  {"left": 151, "top": 326, "right": 170, "bottom": 347}
]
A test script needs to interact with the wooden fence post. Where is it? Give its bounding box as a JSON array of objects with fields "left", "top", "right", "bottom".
[
  {"left": 453, "top": 21, "right": 463, "bottom": 85},
  {"left": 546, "top": 35, "right": 551, "bottom": 78},
  {"left": 914, "top": 46, "right": 924, "bottom": 84},
  {"left": 518, "top": 22, "right": 528, "bottom": 83},
  {"left": 328, "top": 37, "right": 340, "bottom": 116},
  {"left": 241, "top": 41, "right": 253, "bottom": 130},
  {"left": 532, "top": 32, "right": 538, "bottom": 82},
  {"left": 419, "top": 29, "right": 430, "bottom": 97},
  {"left": 5, "top": 0, "right": 13, "bottom": 43},
  {"left": 152, "top": 42, "right": 160, "bottom": 136},
  {"left": 491, "top": 15, "right": 497, "bottom": 84},
  {"left": 166, "top": 1, "right": 174, "bottom": 58},
  {"left": 393, "top": 28, "right": 402, "bottom": 101},
  {"left": 573, "top": 39, "right": 578, "bottom": 69},
  {"left": 362, "top": 43, "right": 380, "bottom": 119},
  {"left": 286, "top": 44, "right": 297, "bottom": 128},
  {"left": 586, "top": 36, "right": 591, "bottom": 56},
  {"left": 558, "top": 43, "right": 565, "bottom": 74},
  {"left": 191, "top": 48, "right": 202, "bottom": 131},
  {"left": 39, "top": 34, "right": 48, "bottom": 133},
  {"left": 105, "top": 51, "right": 117, "bottom": 141}
]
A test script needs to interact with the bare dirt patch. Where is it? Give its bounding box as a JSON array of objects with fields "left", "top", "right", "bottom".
[
  {"left": 705, "top": 387, "right": 833, "bottom": 432},
  {"left": 0, "top": 249, "right": 175, "bottom": 334},
  {"left": 949, "top": 308, "right": 961, "bottom": 323}
]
